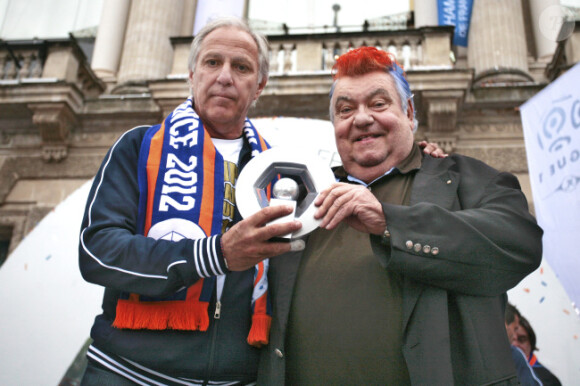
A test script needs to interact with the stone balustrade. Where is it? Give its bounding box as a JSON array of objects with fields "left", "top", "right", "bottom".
[
  {"left": 0, "top": 47, "right": 43, "bottom": 80},
  {"left": 0, "top": 39, "right": 104, "bottom": 97},
  {"left": 267, "top": 26, "right": 455, "bottom": 74},
  {"left": 169, "top": 25, "right": 455, "bottom": 77}
]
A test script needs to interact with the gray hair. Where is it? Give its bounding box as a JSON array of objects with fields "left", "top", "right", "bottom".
[{"left": 187, "top": 16, "right": 270, "bottom": 84}]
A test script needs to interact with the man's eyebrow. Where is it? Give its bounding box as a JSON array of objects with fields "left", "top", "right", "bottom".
[
  {"left": 200, "top": 51, "right": 223, "bottom": 60},
  {"left": 369, "top": 88, "right": 390, "bottom": 98},
  {"left": 334, "top": 95, "right": 353, "bottom": 105},
  {"left": 231, "top": 55, "right": 254, "bottom": 65},
  {"left": 335, "top": 88, "right": 391, "bottom": 105},
  {"left": 200, "top": 51, "right": 254, "bottom": 66}
]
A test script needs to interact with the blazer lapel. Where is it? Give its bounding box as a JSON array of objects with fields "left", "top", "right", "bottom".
[{"left": 409, "top": 156, "right": 460, "bottom": 208}]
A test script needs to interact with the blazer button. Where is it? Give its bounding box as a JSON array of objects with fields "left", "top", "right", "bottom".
[
  {"left": 406, "top": 240, "right": 413, "bottom": 249},
  {"left": 431, "top": 247, "right": 439, "bottom": 255},
  {"left": 422, "top": 245, "right": 431, "bottom": 254},
  {"left": 274, "top": 348, "right": 284, "bottom": 358},
  {"left": 413, "top": 243, "right": 422, "bottom": 252}
]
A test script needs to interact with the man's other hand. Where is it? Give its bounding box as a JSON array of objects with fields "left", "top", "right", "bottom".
[{"left": 418, "top": 140, "right": 448, "bottom": 158}]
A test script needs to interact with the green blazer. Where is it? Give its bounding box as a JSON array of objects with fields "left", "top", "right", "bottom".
[{"left": 258, "top": 154, "right": 543, "bottom": 385}]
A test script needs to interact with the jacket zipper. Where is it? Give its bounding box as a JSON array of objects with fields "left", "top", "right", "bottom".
[
  {"left": 204, "top": 303, "right": 221, "bottom": 386},
  {"left": 214, "top": 300, "right": 222, "bottom": 319},
  {"left": 204, "top": 276, "right": 225, "bottom": 385}
]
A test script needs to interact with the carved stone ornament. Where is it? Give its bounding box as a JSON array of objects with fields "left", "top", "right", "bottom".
[
  {"left": 28, "top": 103, "right": 78, "bottom": 162},
  {"left": 421, "top": 90, "right": 465, "bottom": 135},
  {"left": 424, "top": 133, "right": 457, "bottom": 153}
]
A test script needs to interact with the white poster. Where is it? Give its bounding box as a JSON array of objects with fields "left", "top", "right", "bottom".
[
  {"left": 520, "top": 62, "right": 580, "bottom": 312},
  {"left": 193, "top": 0, "right": 246, "bottom": 35}
]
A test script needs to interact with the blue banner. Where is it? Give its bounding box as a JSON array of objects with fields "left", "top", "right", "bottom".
[{"left": 437, "top": 0, "right": 474, "bottom": 47}]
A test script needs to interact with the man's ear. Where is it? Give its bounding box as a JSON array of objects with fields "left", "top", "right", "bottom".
[
  {"left": 254, "top": 77, "right": 267, "bottom": 100},
  {"left": 406, "top": 99, "right": 415, "bottom": 130}
]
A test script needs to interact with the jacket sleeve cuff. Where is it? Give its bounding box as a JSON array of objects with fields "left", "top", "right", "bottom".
[
  {"left": 191, "top": 235, "right": 229, "bottom": 277},
  {"left": 215, "top": 234, "right": 230, "bottom": 273}
]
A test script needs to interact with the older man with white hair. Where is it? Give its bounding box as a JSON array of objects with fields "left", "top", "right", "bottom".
[{"left": 78, "top": 17, "right": 303, "bottom": 385}]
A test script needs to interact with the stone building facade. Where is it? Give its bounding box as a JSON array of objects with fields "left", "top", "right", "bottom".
[{"left": 1, "top": 0, "right": 579, "bottom": 263}]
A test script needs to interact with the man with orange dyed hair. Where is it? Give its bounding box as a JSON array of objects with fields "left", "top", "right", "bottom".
[{"left": 259, "top": 47, "right": 543, "bottom": 385}]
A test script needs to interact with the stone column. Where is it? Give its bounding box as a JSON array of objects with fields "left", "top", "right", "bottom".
[
  {"left": 116, "top": 0, "right": 184, "bottom": 92},
  {"left": 467, "top": 0, "right": 531, "bottom": 84},
  {"left": 90, "top": 0, "right": 131, "bottom": 81},
  {"left": 180, "top": 0, "right": 197, "bottom": 36},
  {"left": 414, "top": 0, "right": 439, "bottom": 28},
  {"left": 529, "top": 0, "right": 560, "bottom": 59}
]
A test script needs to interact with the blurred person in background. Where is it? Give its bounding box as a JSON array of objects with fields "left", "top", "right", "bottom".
[
  {"left": 515, "top": 316, "right": 562, "bottom": 386},
  {"left": 506, "top": 303, "right": 543, "bottom": 386}
]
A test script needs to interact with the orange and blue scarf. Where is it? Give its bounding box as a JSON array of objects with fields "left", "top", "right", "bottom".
[{"left": 113, "top": 98, "right": 272, "bottom": 347}]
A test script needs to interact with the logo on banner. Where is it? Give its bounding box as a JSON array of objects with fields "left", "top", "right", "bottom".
[
  {"left": 437, "top": 0, "right": 474, "bottom": 47},
  {"left": 535, "top": 95, "right": 580, "bottom": 199}
]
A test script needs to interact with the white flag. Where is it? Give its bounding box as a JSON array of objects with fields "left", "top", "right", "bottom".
[{"left": 520, "top": 62, "right": 580, "bottom": 311}]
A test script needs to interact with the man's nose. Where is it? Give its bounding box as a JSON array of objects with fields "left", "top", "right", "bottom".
[
  {"left": 353, "top": 107, "right": 373, "bottom": 127},
  {"left": 217, "top": 64, "right": 233, "bottom": 86}
]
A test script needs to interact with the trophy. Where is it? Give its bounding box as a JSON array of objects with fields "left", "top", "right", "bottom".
[{"left": 235, "top": 147, "right": 335, "bottom": 239}]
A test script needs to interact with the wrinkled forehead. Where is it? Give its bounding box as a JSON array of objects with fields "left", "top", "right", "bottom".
[
  {"left": 332, "top": 72, "right": 399, "bottom": 103},
  {"left": 199, "top": 26, "right": 259, "bottom": 57}
]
